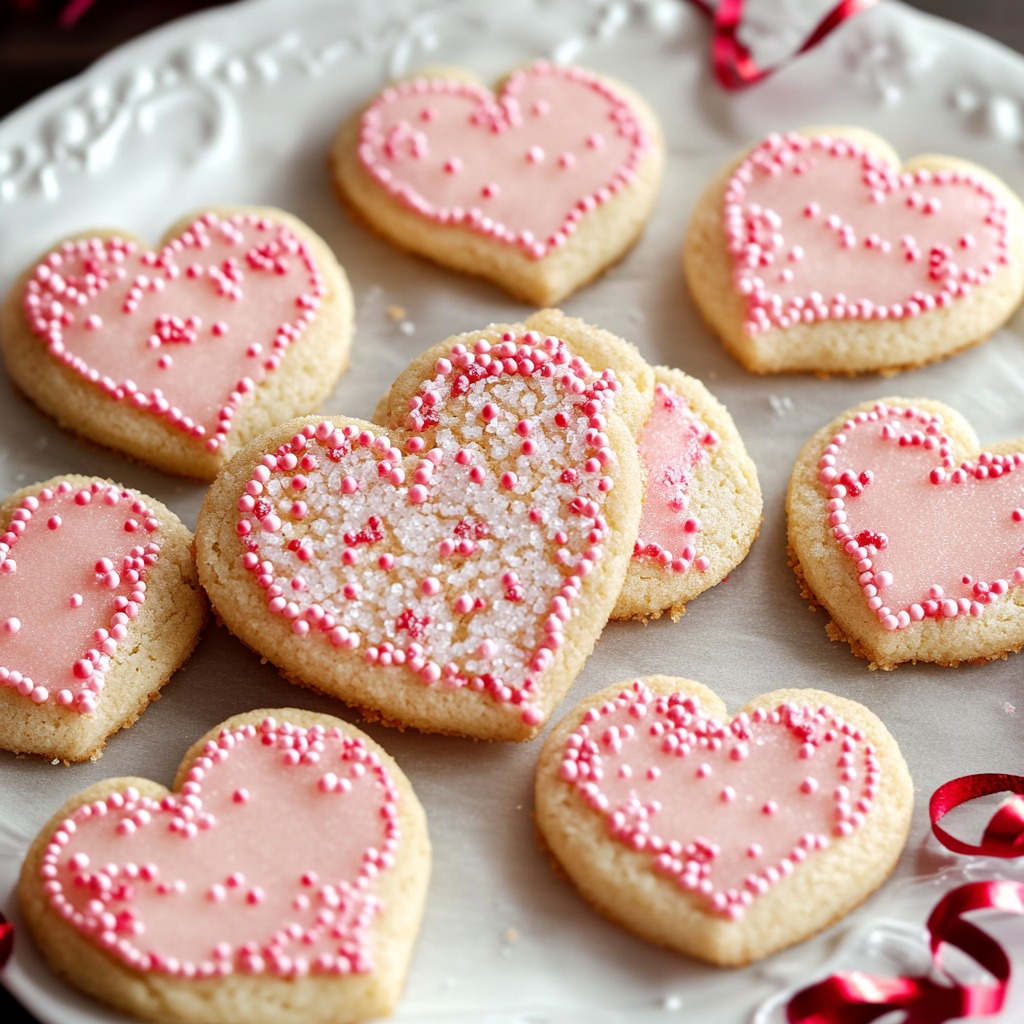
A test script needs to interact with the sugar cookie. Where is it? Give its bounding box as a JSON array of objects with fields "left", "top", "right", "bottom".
[
  {"left": 684, "top": 127, "right": 1024, "bottom": 374},
  {"left": 1, "top": 207, "right": 354, "bottom": 479},
  {"left": 788, "top": 397, "right": 1024, "bottom": 668},
  {"left": 18, "top": 708, "right": 430, "bottom": 1024},
  {"left": 0, "top": 475, "right": 205, "bottom": 761},
  {"left": 196, "top": 320, "right": 643, "bottom": 741},
  {"left": 535, "top": 676, "right": 913, "bottom": 966},
  {"left": 331, "top": 61, "right": 664, "bottom": 305}
]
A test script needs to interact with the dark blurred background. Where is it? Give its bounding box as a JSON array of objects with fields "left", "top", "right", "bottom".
[{"left": 0, "top": 0, "right": 1021, "bottom": 1022}]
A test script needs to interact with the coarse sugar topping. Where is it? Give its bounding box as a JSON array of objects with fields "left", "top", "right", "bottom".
[{"left": 236, "top": 330, "right": 623, "bottom": 725}]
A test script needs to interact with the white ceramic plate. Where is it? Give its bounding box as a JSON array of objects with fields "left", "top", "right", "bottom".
[{"left": 3, "top": 0, "right": 1024, "bottom": 1020}]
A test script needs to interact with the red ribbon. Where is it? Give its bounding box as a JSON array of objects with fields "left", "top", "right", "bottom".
[
  {"left": 0, "top": 909, "right": 12, "bottom": 971},
  {"left": 687, "top": 0, "right": 880, "bottom": 89},
  {"left": 931, "top": 774, "right": 1024, "bottom": 858},
  {"left": 787, "top": 774, "right": 1024, "bottom": 1023},
  {"left": 9, "top": 0, "right": 99, "bottom": 28}
]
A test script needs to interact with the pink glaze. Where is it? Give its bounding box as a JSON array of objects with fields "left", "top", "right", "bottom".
[
  {"left": 0, "top": 480, "right": 160, "bottom": 713},
  {"left": 633, "top": 383, "right": 717, "bottom": 574},
  {"left": 357, "top": 61, "right": 651, "bottom": 259},
  {"left": 560, "top": 681, "right": 879, "bottom": 919},
  {"left": 725, "top": 133, "right": 1010, "bottom": 334},
  {"left": 22, "top": 212, "right": 326, "bottom": 453},
  {"left": 40, "top": 717, "right": 400, "bottom": 977},
  {"left": 236, "top": 331, "right": 622, "bottom": 726},
  {"left": 817, "top": 402, "right": 1024, "bottom": 630}
]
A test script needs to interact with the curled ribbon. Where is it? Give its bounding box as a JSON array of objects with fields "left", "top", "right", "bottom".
[
  {"left": 686, "top": 0, "right": 880, "bottom": 89},
  {"left": 931, "top": 774, "right": 1024, "bottom": 858},
  {"left": 0, "top": 909, "right": 12, "bottom": 970},
  {"left": 787, "top": 774, "right": 1024, "bottom": 1023}
]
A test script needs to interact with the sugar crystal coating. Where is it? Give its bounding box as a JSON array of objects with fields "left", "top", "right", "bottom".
[{"left": 236, "top": 331, "right": 622, "bottom": 725}]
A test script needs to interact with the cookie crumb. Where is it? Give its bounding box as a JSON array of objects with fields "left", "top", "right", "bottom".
[
  {"left": 386, "top": 305, "right": 406, "bottom": 321},
  {"left": 504, "top": 926, "right": 520, "bottom": 943},
  {"left": 1005, "top": 702, "right": 1016, "bottom": 714}
]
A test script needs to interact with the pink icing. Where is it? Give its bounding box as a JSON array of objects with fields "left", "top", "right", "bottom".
[
  {"left": 817, "top": 401, "right": 1024, "bottom": 631},
  {"left": 0, "top": 480, "right": 161, "bottom": 713},
  {"left": 560, "top": 681, "right": 879, "bottom": 919},
  {"left": 357, "top": 61, "right": 651, "bottom": 259},
  {"left": 22, "top": 212, "right": 326, "bottom": 453},
  {"left": 725, "top": 132, "right": 1010, "bottom": 334},
  {"left": 236, "top": 331, "right": 622, "bottom": 727},
  {"left": 39, "top": 717, "right": 399, "bottom": 977},
  {"left": 633, "top": 383, "right": 717, "bottom": 574}
]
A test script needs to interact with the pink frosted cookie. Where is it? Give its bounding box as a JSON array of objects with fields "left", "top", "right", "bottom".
[
  {"left": 18, "top": 708, "right": 430, "bottom": 1024},
  {"left": 788, "top": 397, "right": 1024, "bottom": 668},
  {"left": 613, "top": 365, "right": 762, "bottom": 620},
  {"left": 683, "top": 127, "right": 1024, "bottom": 374},
  {"left": 0, "top": 475, "right": 206, "bottom": 761},
  {"left": 330, "top": 61, "right": 664, "bottom": 305},
  {"left": 535, "top": 676, "right": 912, "bottom": 966},
  {"left": 1, "top": 207, "right": 354, "bottom": 479},
  {"left": 195, "top": 318, "right": 643, "bottom": 741}
]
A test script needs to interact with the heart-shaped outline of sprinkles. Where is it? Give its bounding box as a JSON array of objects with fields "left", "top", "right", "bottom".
[
  {"left": 39, "top": 716, "right": 400, "bottom": 977},
  {"left": 725, "top": 131, "right": 1010, "bottom": 335},
  {"left": 816, "top": 400, "right": 1024, "bottom": 632},
  {"left": 0, "top": 478, "right": 162, "bottom": 713},
  {"left": 20, "top": 212, "right": 327, "bottom": 455},
  {"left": 558, "top": 680, "right": 879, "bottom": 920},
  {"left": 196, "top": 325, "right": 644, "bottom": 740},
  {"left": 355, "top": 60, "right": 653, "bottom": 260}
]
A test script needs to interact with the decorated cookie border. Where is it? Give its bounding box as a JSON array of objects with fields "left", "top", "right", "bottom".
[
  {"left": 17, "top": 708, "right": 431, "bottom": 1024},
  {"left": 196, "top": 318, "right": 644, "bottom": 741},
  {"left": 683, "top": 126, "right": 1024, "bottom": 375},
  {"left": 535, "top": 676, "right": 913, "bottom": 966},
  {"left": 787, "top": 396, "right": 1024, "bottom": 668},
  {"left": 0, "top": 207, "right": 354, "bottom": 479}
]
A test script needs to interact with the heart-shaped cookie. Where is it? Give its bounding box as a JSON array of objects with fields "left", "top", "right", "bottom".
[
  {"left": 331, "top": 61, "right": 663, "bottom": 305},
  {"left": 684, "top": 127, "right": 1024, "bottom": 374},
  {"left": 1, "top": 207, "right": 353, "bottom": 479},
  {"left": 18, "top": 708, "right": 430, "bottom": 1024},
  {"left": 377, "top": 311, "right": 763, "bottom": 624},
  {"left": 196, "top": 321, "right": 643, "bottom": 741},
  {"left": 613, "top": 365, "right": 762, "bottom": 621},
  {"left": 535, "top": 676, "right": 913, "bottom": 966},
  {"left": 0, "top": 475, "right": 206, "bottom": 761},
  {"left": 788, "top": 398, "right": 1024, "bottom": 668}
]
